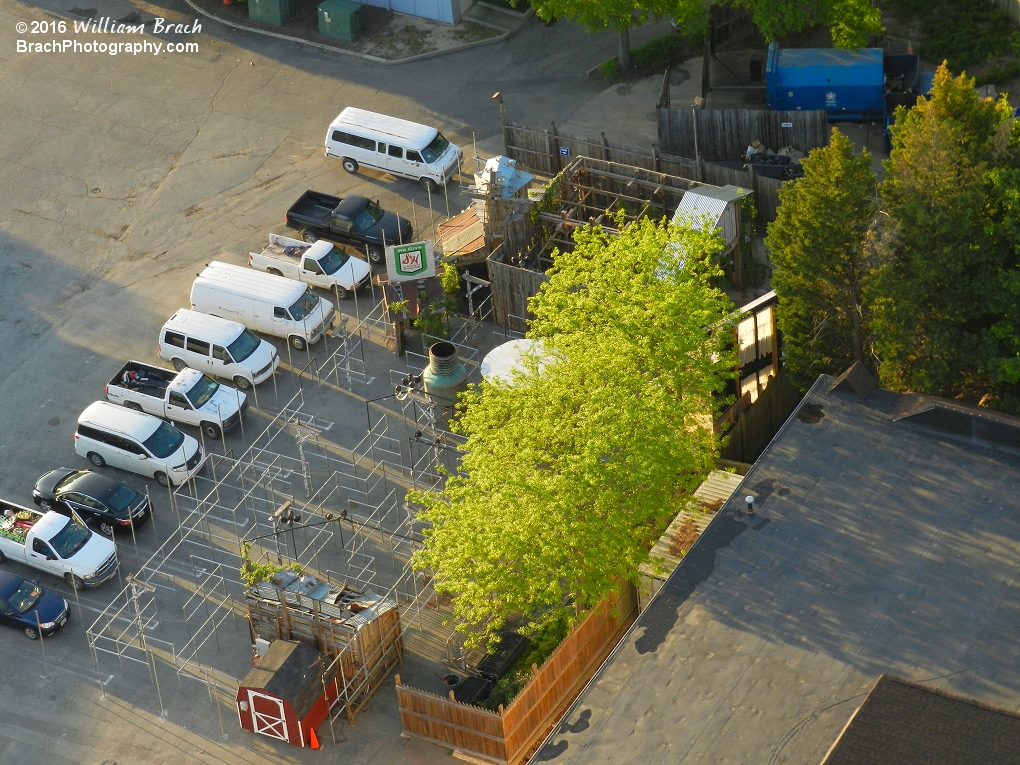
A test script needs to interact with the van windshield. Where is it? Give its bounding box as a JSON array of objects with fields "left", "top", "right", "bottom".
[
  {"left": 226, "top": 328, "right": 261, "bottom": 363},
  {"left": 289, "top": 289, "right": 320, "bottom": 322},
  {"left": 318, "top": 246, "right": 352, "bottom": 274},
  {"left": 143, "top": 421, "right": 186, "bottom": 459},
  {"left": 185, "top": 375, "right": 219, "bottom": 409},
  {"left": 421, "top": 132, "right": 450, "bottom": 164},
  {"left": 352, "top": 201, "right": 384, "bottom": 232},
  {"left": 49, "top": 516, "right": 91, "bottom": 559}
]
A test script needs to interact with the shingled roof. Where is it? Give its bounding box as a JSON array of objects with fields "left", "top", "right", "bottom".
[{"left": 822, "top": 675, "right": 1020, "bottom": 765}]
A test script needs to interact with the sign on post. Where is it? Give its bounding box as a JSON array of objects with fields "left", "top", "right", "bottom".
[{"left": 386, "top": 240, "right": 436, "bottom": 282}]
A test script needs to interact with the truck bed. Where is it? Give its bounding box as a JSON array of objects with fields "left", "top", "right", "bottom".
[
  {"left": 287, "top": 190, "right": 341, "bottom": 225},
  {"left": 110, "top": 361, "right": 175, "bottom": 397},
  {"left": 260, "top": 233, "right": 312, "bottom": 259},
  {"left": 0, "top": 502, "right": 41, "bottom": 544}
]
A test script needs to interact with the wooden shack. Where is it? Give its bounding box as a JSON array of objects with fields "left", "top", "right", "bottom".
[{"left": 237, "top": 639, "right": 337, "bottom": 747}]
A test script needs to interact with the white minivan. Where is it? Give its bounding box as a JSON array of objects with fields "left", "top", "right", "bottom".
[
  {"left": 325, "top": 107, "right": 463, "bottom": 192},
  {"left": 75, "top": 401, "right": 204, "bottom": 487},
  {"left": 158, "top": 310, "right": 279, "bottom": 390},
  {"left": 191, "top": 262, "right": 336, "bottom": 351}
]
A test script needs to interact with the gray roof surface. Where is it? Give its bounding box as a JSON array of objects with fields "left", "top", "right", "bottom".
[{"left": 531, "top": 376, "right": 1020, "bottom": 765}]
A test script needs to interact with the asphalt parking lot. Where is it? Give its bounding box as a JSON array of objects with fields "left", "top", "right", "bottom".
[{"left": 0, "top": 0, "right": 684, "bottom": 760}]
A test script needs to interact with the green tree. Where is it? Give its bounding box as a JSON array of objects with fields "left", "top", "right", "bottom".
[
  {"left": 765, "top": 128, "right": 877, "bottom": 389},
  {"left": 869, "top": 64, "right": 1018, "bottom": 397},
  {"left": 733, "top": 0, "right": 883, "bottom": 48},
  {"left": 409, "top": 218, "right": 735, "bottom": 645}
]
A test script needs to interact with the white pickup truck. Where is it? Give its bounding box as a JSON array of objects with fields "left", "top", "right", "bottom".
[
  {"left": 248, "top": 234, "right": 372, "bottom": 300},
  {"left": 0, "top": 500, "right": 119, "bottom": 590},
  {"left": 106, "top": 361, "right": 248, "bottom": 440}
]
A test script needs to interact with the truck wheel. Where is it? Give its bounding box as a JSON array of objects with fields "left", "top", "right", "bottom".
[
  {"left": 268, "top": 268, "right": 283, "bottom": 276},
  {"left": 420, "top": 177, "right": 439, "bottom": 193},
  {"left": 289, "top": 335, "right": 307, "bottom": 351},
  {"left": 170, "top": 357, "right": 187, "bottom": 372},
  {"left": 155, "top": 472, "right": 170, "bottom": 488},
  {"left": 202, "top": 422, "right": 222, "bottom": 440},
  {"left": 368, "top": 246, "right": 384, "bottom": 264},
  {"left": 342, "top": 157, "right": 359, "bottom": 174},
  {"left": 24, "top": 626, "right": 39, "bottom": 640},
  {"left": 301, "top": 229, "right": 317, "bottom": 244},
  {"left": 233, "top": 375, "right": 253, "bottom": 391},
  {"left": 334, "top": 285, "right": 350, "bottom": 300},
  {"left": 125, "top": 402, "right": 143, "bottom": 412},
  {"left": 65, "top": 573, "right": 85, "bottom": 591},
  {"left": 87, "top": 452, "right": 106, "bottom": 468}
]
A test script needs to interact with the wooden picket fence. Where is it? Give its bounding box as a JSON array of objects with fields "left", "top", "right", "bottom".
[{"left": 395, "top": 580, "right": 639, "bottom": 764}]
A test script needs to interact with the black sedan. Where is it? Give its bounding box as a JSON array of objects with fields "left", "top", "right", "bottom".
[
  {"left": 33, "top": 468, "right": 151, "bottom": 537},
  {"left": 0, "top": 571, "right": 68, "bottom": 639}
]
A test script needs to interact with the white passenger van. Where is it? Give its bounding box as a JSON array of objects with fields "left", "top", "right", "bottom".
[
  {"left": 75, "top": 401, "right": 204, "bottom": 487},
  {"left": 191, "top": 262, "right": 336, "bottom": 351},
  {"left": 325, "top": 107, "right": 463, "bottom": 192},
  {"left": 157, "top": 310, "right": 279, "bottom": 390}
]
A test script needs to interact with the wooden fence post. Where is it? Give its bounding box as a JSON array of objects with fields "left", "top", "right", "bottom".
[
  {"left": 493, "top": 91, "right": 511, "bottom": 156},
  {"left": 600, "top": 132, "right": 609, "bottom": 162},
  {"left": 549, "top": 121, "right": 561, "bottom": 173},
  {"left": 651, "top": 143, "right": 660, "bottom": 173}
]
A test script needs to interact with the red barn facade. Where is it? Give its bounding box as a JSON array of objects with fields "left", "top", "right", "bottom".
[{"left": 236, "top": 639, "right": 338, "bottom": 747}]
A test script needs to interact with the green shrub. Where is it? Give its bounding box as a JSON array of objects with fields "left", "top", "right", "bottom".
[
  {"left": 599, "top": 58, "right": 620, "bottom": 82},
  {"left": 631, "top": 34, "right": 684, "bottom": 70},
  {"left": 481, "top": 612, "right": 572, "bottom": 711}
]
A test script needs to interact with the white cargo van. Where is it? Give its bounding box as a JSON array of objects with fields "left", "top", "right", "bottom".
[
  {"left": 325, "top": 107, "right": 463, "bottom": 192},
  {"left": 191, "top": 262, "right": 336, "bottom": 351},
  {"left": 75, "top": 401, "right": 204, "bottom": 487},
  {"left": 158, "top": 310, "right": 279, "bottom": 390}
]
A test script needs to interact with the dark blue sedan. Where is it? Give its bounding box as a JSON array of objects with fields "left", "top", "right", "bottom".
[{"left": 0, "top": 571, "right": 69, "bottom": 639}]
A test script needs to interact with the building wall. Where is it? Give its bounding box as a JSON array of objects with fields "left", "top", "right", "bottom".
[{"left": 993, "top": 0, "right": 1020, "bottom": 24}]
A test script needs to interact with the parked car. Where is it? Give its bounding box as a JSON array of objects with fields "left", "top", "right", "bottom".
[
  {"left": 74, "top": 401, "right": 204, "bottom": 487},
  {"left": 106, "top": 361, "right": 248, "bottom": 440},
  {"left": 0, "top": 499, "right": 119, "bottom": 590},
  {"left": 0, "top": 571, "right": 69, "bottom": 639},
  {"left": 285, "top": 190, "right": 413, "bottom": 264},
  {"left": 33, "top": 468, "right": 151, "bottom": 537},
  {"left": 249, "top": 234, "right": 372, "bottom": 300}
]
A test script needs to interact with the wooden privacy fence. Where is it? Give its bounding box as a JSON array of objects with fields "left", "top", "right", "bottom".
[
  {"left": 396, "top": 580, "right": 639, "bottom": 765},
  {"left": 657, "top": 107, "right": 829, "bottom": 161},
  {"left": 720, "top": 369, "right": 803, "bottom": 464},
  {"left": 486, "top": 244, "right": 549, "bottom": 330}
]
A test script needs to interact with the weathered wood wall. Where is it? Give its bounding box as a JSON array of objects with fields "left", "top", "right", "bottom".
[
  {"left": 657, "top": 107, "right": 829, "bottom": 161},
  {"left": 719, "top": 369, "right": 803, "bottom": 464}
]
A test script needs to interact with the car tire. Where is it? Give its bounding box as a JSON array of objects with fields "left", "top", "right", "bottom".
[
  {"left": 170, "top": 357, "right": 187, "bottom": 372},
  {"left": 342, "top": 157, "right": 359, "bottom": 174},
  {"left": 24, "top": 626, "right": 39, "bottom": 640},
  {"left": 289, "top": 335, "right": 307, "bottom": 351},
  {"left": 233, "top": 375, "right": 253, "bottom": 391},
  {"left": 39, "top": 499, "right": 55, "bottom": 512},
  {"left": 301, "top": 229, "right": 318, "bottom": 244},
  {"left": 334, "top": 285, "right": 350, "bottom": 301},
  {"left": 87, "top": 452, "right": 106, "bottom": 468},
  {"left": 268, "top": 268, "right": 283, "bottom": 277},
  {"left": 98, "top": 520, "right": 116, "bottom": 537},
  {"left": 125, "top": 402, "right": 143, "bottom": 412},
  {"left": 65, "top": 573, "right": 85, "bottom": 591},
  {"left": 202, "top": 421, "right": 222, "bottom": 440},
  {"left": 368, "top": 246, "right": 384, "bottom": 264},
  {"left": 420, "top": 177, "right": 439, "bottom": 193},
  {"left": 155, "top": 472, "right": 170, "bottom": 488}
]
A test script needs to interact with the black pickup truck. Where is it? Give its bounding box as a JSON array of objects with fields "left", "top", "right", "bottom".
[{"left": 285, "top": 191, "right": 414, "bottom": 264}]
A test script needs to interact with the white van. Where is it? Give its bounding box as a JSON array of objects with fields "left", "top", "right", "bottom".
[
  {"left": 325, "top": 107, "right": 463, "bottom": 192},
  {"left": 75, "top": 401, "right": 204, "bottom": 487},
  {"left": 158, "top": 310, "right": 279, "bottom": 390},
  {"left": 191, "top": 262, "right": 336, "bottom": 351}
]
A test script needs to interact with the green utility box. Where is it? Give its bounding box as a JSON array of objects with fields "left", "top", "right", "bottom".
[
  {"left": 317, "top": 0, "right": 362, "bottom": 42},
  {"left": 249, "top": 0, "right": 294, "bottom": 27}
]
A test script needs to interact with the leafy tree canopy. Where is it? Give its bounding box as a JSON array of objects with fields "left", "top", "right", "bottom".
[{"left": 409, "top": 217, "right": 735, "bottom": 645}]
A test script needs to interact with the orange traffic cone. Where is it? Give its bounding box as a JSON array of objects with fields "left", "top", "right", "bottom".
[{"left": 309, "top": 727, "right": 320, "bottom": 750}]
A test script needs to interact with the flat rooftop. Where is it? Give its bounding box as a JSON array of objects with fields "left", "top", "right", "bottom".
[{"left": 533, "top": 375, "right": 1020, "bottom": 765}]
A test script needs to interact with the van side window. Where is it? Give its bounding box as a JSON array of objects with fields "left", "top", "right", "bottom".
[
  {"left": 274, "top": 307, "right": 290, "bottom": 320},
  {"left": 388, "top": 145, "right": 403, "bottom": 158},
  {"left": 78, "top": 425, "right": 114, "bottom": 446},
  {"left": 165, "top": 331, "right": 186, "bottom": 349},
  {"left": 212, "top": 345, "right": 230, "bottom": 361},
  {"left": 168, "top": 391, "right": 190, "bottom": 408},
  {"left": 332, "top": 131, "right": 374, "bottom": 151},
  {"left": 407, "top": 150, "right": 423, "bottom": 163},
  {"left": 377, "top": 142, "right": 387, "bottom": 154},
  {"left": 186, "top": 337, "right": 211, "bottom": 355},
  {"left": 118, "top": 438, "right": 145, "bottom": 455}
]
